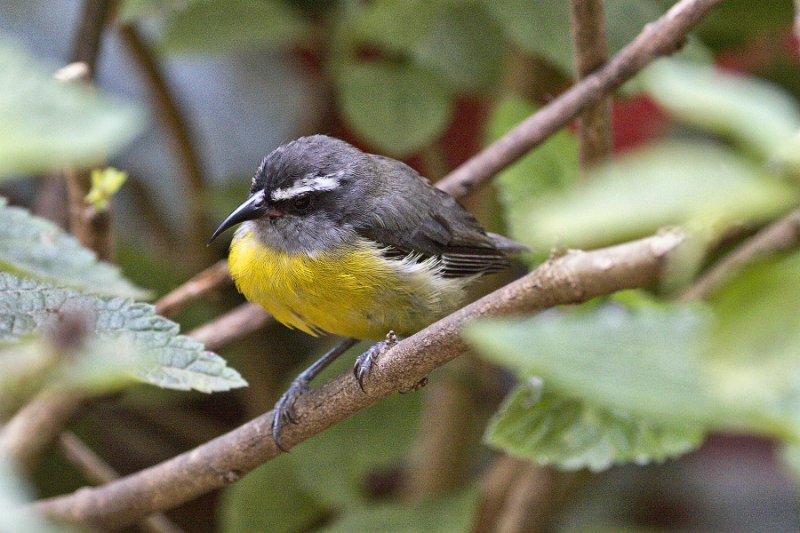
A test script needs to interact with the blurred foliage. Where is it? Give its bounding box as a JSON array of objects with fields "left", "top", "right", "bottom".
[{"left": 0, "top": 38, "right": 143, "bottom": 180}]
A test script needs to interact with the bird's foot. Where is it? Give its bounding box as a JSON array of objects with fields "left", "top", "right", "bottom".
[
  {"left": 271, "top": 376, "right": 309, "bottom": 451},
  {"left": 353, "top": 330, "right": 398, "bottom": 391}
]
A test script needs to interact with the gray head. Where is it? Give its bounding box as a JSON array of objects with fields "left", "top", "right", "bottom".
[{"left": 208, "top": 135, "right": 377, "bottom": 254}]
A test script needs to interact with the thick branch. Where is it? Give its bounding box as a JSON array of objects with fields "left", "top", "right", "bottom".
[
  {"left": 570, "top": 0, "right": 612, "bottom": 169},
  {"left": 436, "top": 0, "right": 724, "bottom": 197},
  {"left": 58, "top": 432, "right": 185, "bottom": 533},
  {"left": 34, "top": 231, "right": 684, "bottom": 529}
]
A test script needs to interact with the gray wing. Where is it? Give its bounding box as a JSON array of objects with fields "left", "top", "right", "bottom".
[{"left": 356, "top": 155, "right": 512, "bottom": 278}]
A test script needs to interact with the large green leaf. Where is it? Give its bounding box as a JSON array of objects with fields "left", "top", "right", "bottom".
[
  {"left": 219, "top": 456, "right": 326, "bottom": 533},
  {"left": 0, "top": 199, "right": 147, "bottom": 299},
  {"left": 161, "top": 0, "right": 309, "bottom": 54},
  {"left": 0, "top": 39, "right": 143, "bottom": 179},
  {"left": 486, "top": 387, "right": 704, "bottom": 472},
  {"left": 335, "top": 61, "right": 453, "bottom": 157},
  {"left": 411, "top": 3, "right": 505, "bottom": 92},
  {"left": 641, "top": 59, "right": 800, "bottom": 161},
  {"left": 467, "top": 300, "right": 800, "bottom": 456},
  {"left": 488, "top": 96, "right": 578, "bottom": 250},
  {"left": 320, "top": 488, "right": 478, "bottom": 533},
  {"left": 483, "top": 0, "right": 665, "bottom": 74},
  {"left": 521, "top": 142, "right": 797, "bottom": 250},
  {"left": 0, "top": 273, "right": 246, "bottom": 393},
  {"left": 349, "top": 0, "right": 441, "bottom": 55}
]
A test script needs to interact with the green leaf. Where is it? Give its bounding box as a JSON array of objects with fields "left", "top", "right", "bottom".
[
  {"left": 118, "top": 0, "right": 200, "bottom": 22},
  {"left": 349, "top": 0, "right": 440, "bottom": 54},
  {"left": 219, "top": 456, "right": 326, "bottom": 533},
  {"left": 487, "top": 96, "right": 578, "bottom": 249},
  {"left": 0, "top": 199, "right": 148, "bottom": 299},
  {"left": 411, "top": 3, "right": 506, "bottom": 92},
  {"left": 320, "top": 488, "right": 478, "bottom": 533},
  {"left": 287, "top": 379, "right": 423, "bottom": 507},
  {"left": 704, "top": 252, "right": 800, "bottom": 434},
  {"left": 0, "top": 38, "right": 143, "bottom": 180},
  {"left": 0, "top": 273, "right": 247, "bottom": 393},
  {"left": 696, "top": 0, "right": 794, "bottom": 47},
  {"left": 162, "top": 0, "right": 309, "bottom": 54},
  {"left": 486, "top": 387, "right": 704, "bottom": 472},
  {"left": 335, "top": 61, "right": 453, "bottom": 157},
  {"left": 467, "top": 303, "right": 800, "bottom": 445},
  {"left": 483, "top": 0, "right": 665, "bottom": 74},
  {"left": 521, "top": 142, "right": 797, "bottom": 250},
  {"left": 482, "top": 0, "right": 572, "bottom": 73},
  {"left": 641, "top": 59, "right": 800, "bottom": 160}
]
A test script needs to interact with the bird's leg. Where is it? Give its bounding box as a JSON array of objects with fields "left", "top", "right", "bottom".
[
  {"left": 353, "top": 330, "right": 398, "bottom": 391},
  {"left": 272, "top": 337, "right": 358, "bottom": 450}
]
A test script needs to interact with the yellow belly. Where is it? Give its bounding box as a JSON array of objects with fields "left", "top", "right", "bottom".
[{"left": 228, "top": 231, "right": 466, "bottom": 340}]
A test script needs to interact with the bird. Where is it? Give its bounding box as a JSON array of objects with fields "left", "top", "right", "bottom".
[{"left": 209, "top": 135, "right": 525, "bottom": 449}]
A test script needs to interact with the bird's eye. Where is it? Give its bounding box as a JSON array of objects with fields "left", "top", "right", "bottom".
[{"left": 292, "top": 194, "right": 312, "bottom": 211}]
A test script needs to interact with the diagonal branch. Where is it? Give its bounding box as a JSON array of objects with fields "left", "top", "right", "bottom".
[
  {"left": 33, "top": 231, "right": 684, "bottom": 529},
  {"left": 436, "top": 0, "right": 724, "bottom": 197}
]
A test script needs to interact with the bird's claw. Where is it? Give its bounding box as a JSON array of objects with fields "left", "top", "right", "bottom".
[
  {"left": 271, "top": 377, "right": 309, "bottom": 451},
  {"left": 353, "top": 331, "right": 398, "bottom": 392}
]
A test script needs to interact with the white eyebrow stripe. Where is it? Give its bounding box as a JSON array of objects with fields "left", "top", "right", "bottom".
[{"left": 270, "top": 175, "right": 341, "bottom": 201}]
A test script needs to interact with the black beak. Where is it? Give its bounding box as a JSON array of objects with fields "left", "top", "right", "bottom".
[{"left": 208, "top": 190, "right": 267, "bottom": 244}]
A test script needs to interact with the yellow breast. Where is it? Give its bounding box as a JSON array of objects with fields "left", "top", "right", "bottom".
[{"left": 228, "top": 230, "right": 466, "bottom": 340}]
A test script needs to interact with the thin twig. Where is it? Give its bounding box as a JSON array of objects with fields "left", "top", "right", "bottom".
[
  {"left": 33, "top": 231, "right": 685, "bottom": 529},
  {"left": 186, "top": 303, "right": 273, "bottom": 352},
  {"left": 154, "top": 260, "right": 231, "bottom": 318},
  {"left": 436, "top": 0, "right": 725, "bottom": 198},
  {"left": 118, "top": 24, "right": 210, "bottom": 253},
  {"left": 0, "top": 390, "right": 85, "bottom": 472},
  {"left": 59, "top": 432, "right": 186, "bottom": 533},
  {"left": 65, "top": 0, "right": 115, "bottom": 261},
  {"left": 570, "top": 0, "right": 612, "bottom": 169},
  {"left": 680, "top": 208, "right": 800, "bottom": 301}
]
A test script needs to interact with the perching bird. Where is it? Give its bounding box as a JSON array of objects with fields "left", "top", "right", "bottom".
[{"left": 209, "top": 135, "right": 525, "bottom": 448}]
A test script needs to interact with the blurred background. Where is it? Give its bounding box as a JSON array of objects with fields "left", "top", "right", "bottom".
[{"left": 1, "top": 0, "right": 800, "bottom": 531}]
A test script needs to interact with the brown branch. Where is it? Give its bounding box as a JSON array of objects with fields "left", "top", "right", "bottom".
[
  {"left": 59, "top": 432, "right": 186, "bottom": 533},
  {"left": 186, "top": 303, "right": 273, "bottom": 352},
  {"left": 493, "top": 464, "right": 558, "bottom": 533},
  {"left": 118, "top": 24, "right": 210, "bottom": 252},
  {"left": 154, "top": 260, "right": 231, "bottom": 318},
  {"left": 33, "top": 231, "right": 685, "bottom": 529},
  {"left": 436, "top": 0, "right": 724, "bottom": 198},
  {"left": 402, "top": 356, "right": 485, "bottom": 498},
  {"left": 570, "top": 0, "right": 612, "bottom": 170},
  {"left": 680, "top": 208, "right": 800, "bottom": 301},
  {"left": 0, "top": 390, "right": 86, "bottom": 472},
  {"left": 66, "top": 0, "right": 115, "bottom": 261}
]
